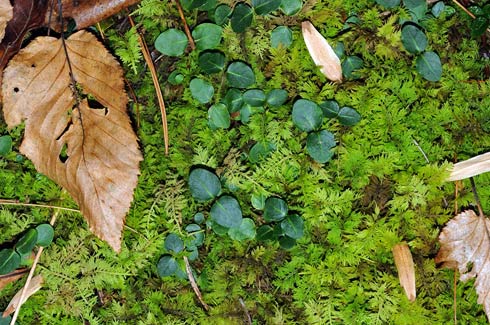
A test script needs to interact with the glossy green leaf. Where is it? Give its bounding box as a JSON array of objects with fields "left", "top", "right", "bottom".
[
  {"left": 0, "top": 249, "right": 21, "bottom": 275},
  {"left": 185, "top": 224, "right": 205, "bottom": 248},
  {"left": 266, "top": 89, "right": 288, "bottom": 107},
  {"left": 192, "top": 23, "right": 223, "bottom": 50},
  {"left": 243, "top": 89, "right": 266, "bottom": 106},
  {"left": 168, "top": 71, "right": 184, "bottom": 85},
  {"left": 471, "top": 16, "right": 489, "bottom": 37},
  {"left": 264, "top": 197, "right": 288, "bottom": 222},
  {"left": 271, "top": 26, "right": 293, "bottom": 48},
  {"left": 338, "top": 107, "right": 361, "bottom": 126},
  {"left": 292, "top": 99, "right": 323, "bottom": 132},
  {"left": 431, "top": 2, "right": 445, "bottom": 17},
  {"left": 280, "top": 0, "right": 302, "bottom": 15},
  {"left": 0, "top": 315, "right": 12, "bottom": 325},
  {"left": 183, "top": 0, "right": 207, "bottom": 10},
  {"left": 210, "top": 196, "right": 243, "bottom": 228},
  {"left": 228, "top": 218, "right": 256, "bottom": 241},
  {"left": 256, "top": 225, "right": 275, "bottom": 241},
  {"left": 194, "top": 212, "right": 205, "bottom": 224},
  {"left": 190, "top": 78, "right": 214, "bottom": 104},
  {"left": 157, "top": 255, "right": 178, "bottom": 277},
  {"left": 206, "top": 219, "right": 229, "bottom": 235},
  {"left": 0, "top": 135, "right": 12, "bottom": 156},
  {"left": 164, "top": 233, "right": 184, "bottom": 253},
  {"left": 240, "top": 104, "right": 252, "bottom": 123},
  {"left": 36, "top": 224, "right": 54, "bottom": 247},
  {"left": 252, "top": 0, "right": 281, "bottom": 15},
  {"left": 279, "top": 236, "right": 296, "bottom": 249},
  {"left": 342, "top": 56, "right": 363, "bottom": 79},
  {"left": 187, "top": 248, "right": 199, "bottom": 261},
  {"left": 231, "top": 3, "right": 253, "bottom": 33},
  {"left": 281, "top": 215, "right": 304, "bottom": 239},
  {"left": 306, "top": 130, "right": 335, "bottom": 163},
  {"left": 416, "top": 51, "right": 442, "bottom": 81},
  {"left": 320, "top": 100, "right": 340, "bottom": 118},
  {"left": 214, "top": 4, "right": 232, "bottom": 25},
  {"left": 249, "top": 141, "right": 276, "bottom": 163},
  {"left": 403, "top": 0, "right": 427, "bottom": 20},
  {"left": 208, "top": 103, "right": 231, "bottom": 129},
  {"left": 15, "top": 229, "right": 38, "bottom": 255},
  {"left": 198, "top": 51, "right": 226, "bottom": 74},
  {"left": 188, "top": 168, "right": 221, "bottom": 201},
  {"left": 155, "top": 29, "right": 188, "bottom": 57},
  {"left": 251, "top": 193, "right": 267, "bottom": 210},
  {"left": 375, "top": 0, "right": 400, "bottom": 8},
  {"left": 227, "top": 62, "right": 255, "bottom": 88},
  {"left": 401, "top": 24, "right": 427, "bottom": 54}
]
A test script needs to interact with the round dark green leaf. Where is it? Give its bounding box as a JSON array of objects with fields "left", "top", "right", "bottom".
[
  {"left": 194, "top": 212, "right": 205, "bottom": 224},
  {"left": 227, "top": 62, "right": 255, "bottom": 88},
  {"left": 206, "top": 219, "right": 229, "bottom": 235},
  {"left": 416, "top": 51, "right": 442, "bottom": 82},
  {"left": 231, "top": 3, "right": 253, "bottom": 33},
  {"left": 0, "top": 315, "right": 12, "bottom": 325},
  {"left": 192, "top": 23, "right": 223, "bottom": 50},
  {"left": 183, "top": 0, "right": 207, "bottom": 10},
  {"left": 292, "top": 99, "right": 323, "bottom": 132},
  {"left": 187, "top": 248, "right": 199, "bottom": 261},
  {"left": 266, "top": 89, "right": 288, "bottom": 107},
  {"left": 251, "top": 193, "right": 266, "bottom": 210},
  {"left": 338, "top": 107, "right": 361, "bottom": 126},
  {"left": 0, "top": 249, "right": 21, "bottom": 275},
  {"left": 198, "top": 51, "right": 226, "bottom": 74},
  {"left": 280, "top": 215, "right": 304, "bottom": 239},
  {"left": 249, "top": 141, "right": 276, "bottom": 163},
  {"left": 155, "top": 29, "right": 188, "bottom": 57},
  {"left": 185, "top": 224, "right": 205, "bottom": 248},
  {"left": 240, "top": 104, "right": 253, "bottom": 123},
  {"left": 164, "top": 233, "right": 184, "bottom": 253},
  {"left": 243, "top": 89, "right": 266, "bottom": 107},
  {"left": 228, "top": 218, "right": 256, "bottom": 241},
  {"left": 190, "top": 78, "right": 214, "bottom": 104},
  {"left": 210, "top": 196, "right": 243, "bottom": 228},
  {"left": 319, "top": 100, "right": 340, "bottom": 118},
  {"left": 431, "top": 1, "right": 445, "bottom": 17},
  {"left": 342, "top": 56, "right": 363, "bottom": 79},
  {"left": 225, "top": 88, "right": 244, "bottom": 113},
  {"left": 471, "top": 16, "right": 489, "bottom": 37},
  {"left": 280, "top": 0, "right": 302, "bottom": 15},
  {"left": 208, "top": 103, "right": 231, "bottom": 129},
  {"left": 168, "top": 71, "right": 184, "bottom": 85},
  {"left": 279, "top": 236, "right": 296, "bottom": 249},
  {"left": 252, "top": 0, "right": 281, "bottom": 15},
  {"left": 401, "top": 24, "right": 427, "bottom": 54},
  {"left": 273, "top": 223, "right": 284, "bottom": 237},
  {"left": 403, "top": 0, "right": 427, "bottom": 20},
  {"left": 271, "top": 26, "right": 293, "bottom": 49},
  {"left": 36, "top": 224, "right": 54, "bottom": 247},
  {"left": 375, "top": 0, "right": 400, "bottom": 8},
  {"left": 264, "top": 197, "right": 288, "bottom": 222},
  {"left": 157, "top": 255, "right": 178, "bottom": 277},
  {"left": 306, "top": 130, "right": 335, "bottom": 163},
  {"left": 215, "top": 4, "right": 232, "bottom": 25},
  {"left": 0, "top": 135, "right": 12, "bottom": 156},
  {"left": 256, "top": 225, "right": 275, "bottom": 241},
  {"left": 188, "top": 168, "right": 221, "bottom": 201},
  {"left": 15, "top": 229, "right": 38, "bottom": 255}
]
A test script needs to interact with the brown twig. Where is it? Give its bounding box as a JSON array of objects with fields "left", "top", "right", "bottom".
[
  {"left": 239, "top": 298, "right": 252, "bottom": 325},
  {"left": 128, "top": 16, "right": 169, "bottom": 155},
  {"left": 174, "top": 0, "right": 195, "bottom": 50},
  {"left": 0, "top": 199, "right": 79, "bottom": 213},
  {"left": 183, "top": 256, "right": 209, "bottom": 311}
]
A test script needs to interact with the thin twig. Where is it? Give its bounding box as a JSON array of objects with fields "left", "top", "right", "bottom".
[
  {"left": 183, "top": 256, "right": 209, "bottom": 311},
  {"left": 128, "top": 16, "right": 169, "bottom": 155},
  {"left": 10, "top": 213, "right": 58, "bottom": 325},
  {"left": 174, "top": 0, "right": 195, "bottom": 50},
  {"left": 239, "top": 298, "right": 252, "bottom": 325},
  {"left": 411, "top": 137, "right": 430, "bottom": 163},
  {"left": 469, "top": 177, "right": 484, "bottom": 217},
  {"left": 0, "top": 199, "right": 79, "bottom": 213}
]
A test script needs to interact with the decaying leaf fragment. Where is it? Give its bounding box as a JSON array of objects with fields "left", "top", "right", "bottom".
[
  {"left": 301, "top": 21, "right": 342, "bottom": 82},
  {"left": 435, "top": 210, "right": 490, "bottom": 320},
  {"left": 2, "top": 30, "right": 142, "bottom": 252},
  {"left": 392, "top": 243, "right": 416, "bottom": 302},
  {"left": 0, "top": 269, "right": 28, "bottom": 291},
  {"left": 3, "top": 275, "right": 43, "bottom": 317},
  {"left": 0, "top": 0, "right": 12, "bottom": 42},
  {"left": 448, "top": 152, "right": 490, "bottom": 181}
]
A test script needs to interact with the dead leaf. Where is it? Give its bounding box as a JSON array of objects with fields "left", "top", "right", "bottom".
[
  {"left": 3, "top": 275, "right": 43, "bottom": 317},
  {"left": 0, "top": 268, "right": 29, "bottom": 291},
  {"left": 392, "top": 243, "right": 416, "bottom": 301},
  {"left": 301, "top": 21, "right": 342, "bottom": 82},
  {"left": 2, "top": 30, "right": 142, "bottom": 252},
  {"left": 0, "top": 0, "right": 12, "bottom": 43},
  {"left": 448, "top": 152, "right": 490, "bottom": 181},
  {"left": 435, "top": 210, "right": 490, "bottom": 320}
]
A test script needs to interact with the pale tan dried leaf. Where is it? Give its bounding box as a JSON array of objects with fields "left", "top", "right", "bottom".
[
  {"left": 2, "top": 30, "right": 142, "bottom": 252},
  {"left": 301, "top": 21, "right": 342, "bottom": 82},
  {"left": 2, "top": 275, "right": 43, "bottom": 317},
  {"left": 435, "top": 210, "right": 490, "bottom": 320},
  {"left": 448, "top": 152, "right": 490, "bottom": 181},
  {"left": 0, "top": 0, "right": 12, "bottom": 42},
  {"left": 0, "top": 268, "right": 28, "bottom": 291},
  {"left": 392, "top": 243, "right": 416, "bottom": 301}
]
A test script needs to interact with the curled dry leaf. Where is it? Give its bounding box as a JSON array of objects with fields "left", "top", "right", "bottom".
[
  {"left": 435, "top": 210, "right": 490, "bottom": 320},
  {"left": 0, "top": 0, "right": 12, "bottom": 42},
  {"left": 448, "top": 152, "right": 490, "bottom": 181},
  {"left": 3, "top": 275, "right": 43, "bottom": 317},
  {"left": 2, "top": 30, "right": 142, "bottom": 252},
  {"left": 392, "top": 243, "right": 416, "bottom": 302},
  {"left": 301, "top": 21, "right": 342, "bottom": 82}
]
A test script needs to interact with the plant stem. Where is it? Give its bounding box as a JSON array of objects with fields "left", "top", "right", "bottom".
[
  {"left": 183, "top": 256, "right": 209, "bottom": 311},
  {"left": 174, "top": 0, "right": 196, "bottom": 50},
  {"left": 0, "top": 199, "right": 79, "bottom": 213}
]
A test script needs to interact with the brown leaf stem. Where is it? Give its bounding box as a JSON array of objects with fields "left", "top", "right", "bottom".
[
  {"left": 174, "top": 0, "right": 195, "bottom": 50},
  {"left": 128, "top": 16, "right": 169, "bottom": 155},
  {"left": 183, "top": 256, "right": 209, "bottom": 311},
  {"left": 0, "top": 199, "right": 80, "bottom": 213}
]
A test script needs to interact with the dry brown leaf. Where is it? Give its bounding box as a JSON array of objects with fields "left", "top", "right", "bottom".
[
  {"left": 301, "top": 21, "right": 342, "bottom": 82},
  {"left": 0, "top": 0, "right": 12, "bottom": 42},
  {"left": 3, "top": 275, "right": 43, "bottom": 317},
  {"left": 435, "top": 210, "right": 490, "bottom": 320},
  {"left": 392, "top": 243, "right": 416, "bottom": 302},
  {"left": 448, "top": 152, "right": 490, "bottom": 181},
  {"left": 2, "top": 30, "right": 142, "bottom": 252},
  {"left": 0, "top": 268, "right": 29, "bottom": 291}
]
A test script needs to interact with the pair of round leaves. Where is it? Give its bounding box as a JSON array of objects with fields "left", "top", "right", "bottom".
[
  {"left": 257, "top": 215, "right": 304, "bottom": 240},
  {"left": 320, "top": 100, "right": 361, "bottom": 126},
  {"left": 156, "top": 255, "right": 186, "bottom": 278}
]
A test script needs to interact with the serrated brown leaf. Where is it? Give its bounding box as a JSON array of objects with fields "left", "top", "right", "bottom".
[
  {"left": 392, "top": 243, "right": 416, "bottom": 302},
  {"left": 435, "top": 210, "right": 490, "bottom": 320},
  {"left": 2, "top": 30, "right": 142, "bottom": 252},
  {"left": 3, "top": 275, "right": 43, "bottom": 317},
  {"left": 0, "top": 0, "right": 13, "bottom": 43},
  {"left": 448, "top": 152, "right": 490, "bottom": 181}
]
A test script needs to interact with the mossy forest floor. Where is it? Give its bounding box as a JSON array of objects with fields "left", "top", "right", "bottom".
[{"left": 1, "top": 0, "right": 490, "bottom": 323}]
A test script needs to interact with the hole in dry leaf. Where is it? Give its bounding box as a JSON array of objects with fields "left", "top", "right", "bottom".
[
  {"left": 31, "top": 64, "right": 36, "bottom": 68},
  {"left": 13, "top": 87, "right": 19, "bottom": 93},
  {"left": 88, "top": 98, "right": 108, "bottom": 116},
  {"left": 59, "top": 143, "right": 69, "bottom": 163}
]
